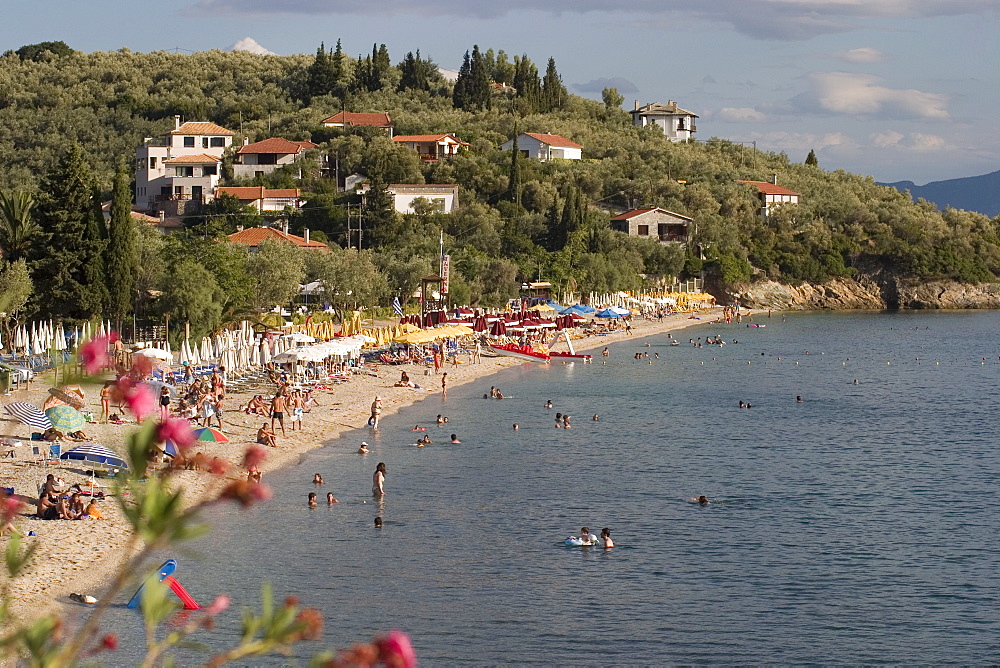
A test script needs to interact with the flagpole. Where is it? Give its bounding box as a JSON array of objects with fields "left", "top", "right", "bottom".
[{"left": 439, "top": 229, "right": 444, "bottom": 276}]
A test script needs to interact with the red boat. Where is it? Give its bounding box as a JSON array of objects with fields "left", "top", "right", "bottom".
[
  {"left": 487, "top": 343, "right": 550, "bottom": 362},
  {"left": 549, "top": 351, "right": 592, "bottom": 362}
]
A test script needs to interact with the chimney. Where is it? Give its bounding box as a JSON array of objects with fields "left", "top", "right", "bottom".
[
  {"left": 634, "top": 100, "right": 640, "bottom": 111},
  {"left": 174, "top": 115, "right": 181, "bottom": 130},
  {"left": 243, "top": 137, "right": 250, "bottom": 146},
  {"left": 159, "top": 211, "right": 165, "bottom": 223},
  {"left": 282, "top": 221, "right": 289, "bottom": 235},
  {"left": 236, "top": 225, "right": 244, "bottom": 232},
  {"left": 771, "top": 174, "right": 778, "bottom": 185},
  {"left": 304, "top": 228, "right": 310, "bottom": 244},
  {"left": 668, "top": 100, "right": 676, "bottom": 111}
]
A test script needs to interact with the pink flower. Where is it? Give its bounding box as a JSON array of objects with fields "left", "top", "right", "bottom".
[
  {"left": 208, "top": 457, "right": 229, "bottom": 476},
  {"left": 101, "top": 633, "right": 118, "bottom": 651},
  {"left": 242, "top": 446, "right": 267, "bottom": 471},
  {"left": 122, "top": 382, "right": 156, "bottom": 421},
  {"left": 378, "top": 630, "right": 417, "bottom": 668},
  {"left": 157, "top": 418, "right": 195, "bottom": 449},
  {"left": 79, "top": 337, "right": 110, "bottom": 375},
  {"left": 1, "top": 492, "right": 22, "bottom": 524},
  {"left": 205, "top": 594, "right": 231, "bottom": 616},
  {"left": 250, "top": 483, "right": 272, "bottom": 503}
]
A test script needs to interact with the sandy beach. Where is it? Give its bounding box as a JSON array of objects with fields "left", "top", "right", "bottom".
[{"left": 0, "top": 310, "right": 720, "bottom": 630}]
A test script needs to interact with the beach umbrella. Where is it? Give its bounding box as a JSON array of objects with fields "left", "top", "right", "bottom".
[
  {"left": 595, "top": 308, "right": 624, "bottom": 318},
  {"left": 4, "top": 402, "right": 53, "bottom": 431},
  {"left": 284, "top": 333, "right": 316, "bottom": 343},
  {"left": 60, "top": 443, "right": 128, "bottom": 469},
  {"left": 47, "top": 386, "right": 86, "bottom": 411},
  {"left": 134, "top": 347, "right": 172, "bottom": 360},
  {"left": 44, "top": 405, "right": 86, "bottom": 432},
  {"left": 54, "top": 324, "right": 67, "bottom": 352},
  {"left": 192, "top": 426, "right": 228, "bottom": 443},
  {"left": 200, "top": 337, "right": 213, "bottom": 363}
]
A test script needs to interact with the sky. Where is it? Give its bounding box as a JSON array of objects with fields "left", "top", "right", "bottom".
[{"left": 4, "top": 0, "right": 998, "bottom": 184}]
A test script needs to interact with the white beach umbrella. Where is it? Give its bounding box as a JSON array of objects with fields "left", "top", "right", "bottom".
[
  {"left": 134, "top": 347, "right": 173, "bottom": 361},
  {"left": 54, "top": 324, "right": 67, "bottom": 352}
]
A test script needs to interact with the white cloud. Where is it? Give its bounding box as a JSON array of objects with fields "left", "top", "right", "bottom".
[
  {"left": 908, "top": 133, "right": 945, "bottom": 151},
  {"left": 227, "top": 37, "right": 276, "bottom": 55},
  {"left": 717, "top": 107, "right": 767, "bottom": 122},
  {"left": 872, "top": 130, "right": 904, "bottom": 147},
  {"left": 750, "top": 130, "right": 854, "bottom": 152},
  {"left": 835, "top": 47, "right": 890, "bottom": 63},
  {"left": 793, "top": 72, "right": 949, "bottom": 120},
  {"left": 190, "top": 0, "right": 1000, "bottom": 41}
]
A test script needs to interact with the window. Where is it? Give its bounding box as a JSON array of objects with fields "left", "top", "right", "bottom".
[
  {"left": 174, "top": 186, "right": 183, "bottom": 196},
  {"left": 183, "top": 136, "right": 195, "bottom": 148},
  {"left": 202, "top": 165, "right": 217, "bottom": 176},
  {"left": 160, "top": 186, "right": 171, "bottom": 196},
  {"left": 520, "top": 150, "right": 529, "bottom": 158},
  {"left": 174, "top": 166, "right": 193, "bottom": 177},
  {"left": 202, "top": 138, "right": 209, "bottom": 148},
  {"left": 431, "top": 198, "right": 446, "bottom": 212},
  {"left": 257, "top": 154, "right": 277, "bottom": 165},
  {"left": 192, "top": 186, "right": 203, "bottom": 197},
  {"left": 637, "top": 225, "right": 649, "bottom": 236},
  {"left": 210, "top": 137, "right": 225, "bottom": 147},
  {"left": 149, "top": 157, "right": 157, "bottom": 169}
]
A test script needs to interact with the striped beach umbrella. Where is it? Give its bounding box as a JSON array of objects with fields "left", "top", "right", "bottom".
[
  {"left": 192, "top": 426, "right": 228, "bottom": 443},
  {"left": 60, "top": 443, "right": 128, "bottom": 469},
  {"left": 4, "top": 402, "right": 53, "bottom": 431}
]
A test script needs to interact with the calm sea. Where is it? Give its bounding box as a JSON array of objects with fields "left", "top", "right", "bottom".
[{"left": 104, "top": 311, "right": 1000, "bottom": 664}]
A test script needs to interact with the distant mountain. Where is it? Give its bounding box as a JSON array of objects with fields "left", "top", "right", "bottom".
[{"left": 879, "top": 170, "right": 1000, "bottom": 218}]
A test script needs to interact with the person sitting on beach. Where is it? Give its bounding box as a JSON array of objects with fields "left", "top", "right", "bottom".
[
  {"left": 600, "top": 527, "right": 614, "bottom": 548},
  {"left": 303, "top": 390, "right": 320, "bottom": 412},
  {"left": 257, "top": 423, "right": 277, "bottom": 448},
  {"left": 42, "top": 428, "right": 67, "bottom": 442},
  {"left": 37, "top": 492, "right": 58, "bottom": 520},
  {"left": 56, "top": 494, "right": 76, "bottom": 520},
  {"left": 247, "top": 466, "right": 262, "bottom": 484},
  {"left": 691, "top": 495, "right": 710, "bottom": 505},
  {"left": 450, "top": 434, "right": 461, "bottom": 444},
  {"left": 357, "top": 442, "right": 369, "bottom": 454},
  {"left": 84, "top": 499, "right": 105, "bottom": 520},
  {"left": 308, "top": 492, "right": 317, "bottom": 508},
  {"left": 245, "top": 395, "right": 268, "bottom": 415}
]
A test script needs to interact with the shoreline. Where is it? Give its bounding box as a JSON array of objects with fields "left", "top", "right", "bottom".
[{"left": 0, "top": 309, "right": 722, "bottom": 628}]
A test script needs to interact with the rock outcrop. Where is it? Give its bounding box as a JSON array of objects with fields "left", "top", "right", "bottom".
[{"left": 722, "top": 275, "right": 1000, "bottom": 310}]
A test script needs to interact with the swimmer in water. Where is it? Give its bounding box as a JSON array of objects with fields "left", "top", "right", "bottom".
[
  {"left": 412, "top": 425, "right": 425, "bottom": 431},
  {"left": 374, "top": 516, "right": 382, "bottom": 528},
  {"left": 579, "top": 526, "right": 599, "bottom": 545},
  {"left": 308, "top": 492, "right": 317, "bottom": 507},
  {"left": 593, "top": 414, "right": 599, "bottom": 421},
  {"left": 513, "top": 423, "right": 519, "bottom": 430},
  {"left": 358, "top": 441, "right": 369, "bottom": 454},
  {"left": 327, "top": 492, "right": 338, "bottom": 505},
  {"left": 545, "top": 400, "right": 553, "bottom": 408},
  {"left": 739, "top": 401, "right": 745, "bottom": 408},
  {"left": 691, "top": 495, "right": 710, "bottom": 505},
  {"left": 417, "top": 434, "right": 432, "bottom": 445},
  {"left": 450, "top": 434, "right": 461, "bottom": 444},
  {"left": 796, "top": 395, "right": 803, "bottom": 403},
  {"left": 313, "top": 473, "right": 324, "bottom": 484},
  {"left": 554, "top": 412, "right": 562, "bottom": 428},
  {"left": 853, "top": 379, "right": 859, "bottom": 385},
  {"left": 600, "top": 527, "right": 614, "bottom": 548}
]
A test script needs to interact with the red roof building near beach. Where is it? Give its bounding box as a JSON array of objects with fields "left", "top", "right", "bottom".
[
  {"left": 321, "top": 111, "right": 393, "bottom": 134},
  {"left": 737, "top": 179, "right": 801, "bottom": 216},
  {"left": 228, "top": 226, "right": 329, "bottom": 252}
]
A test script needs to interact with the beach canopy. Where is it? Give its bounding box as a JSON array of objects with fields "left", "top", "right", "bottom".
[
  {"left": 60, "top": 443, "right": 128, "bottom": 469},
  {"left": 45, "top": 405, "right": 85, "bottom": 432},
  {"left": 134, "top": 347, "right": 172, "bottom": 360},
  {"left": 4, "top": 402, "right": 53, "bottom": 431}
]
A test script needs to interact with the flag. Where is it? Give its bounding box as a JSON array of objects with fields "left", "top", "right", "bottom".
[{"left": 392, "top": 296, "right": 403, "bottom": 316}]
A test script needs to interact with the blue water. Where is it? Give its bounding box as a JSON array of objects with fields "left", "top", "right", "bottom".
[{"left": 104, "top": 311, "right": 1000, "bottom": 664}]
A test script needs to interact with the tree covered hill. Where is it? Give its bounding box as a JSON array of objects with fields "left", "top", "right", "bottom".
[{"left": 1, "top": 42, "right": 999, "bottom": 328}]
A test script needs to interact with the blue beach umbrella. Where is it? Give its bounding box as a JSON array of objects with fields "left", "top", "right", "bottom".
[
  {"left": 4, "top": 401, "right": 53, "bottom": 432},
  {"left": 60, "top": 443, "right": 129, "bottom": 469},
  {"left": 595, "top": 308, "right": 625, "bottom": 318}
]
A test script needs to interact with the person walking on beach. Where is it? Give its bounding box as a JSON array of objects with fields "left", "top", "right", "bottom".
[
  {"left": 372, "top": 462, "right": 387, "bottom": 496},
  {"left": 271, "top": 391, "right": 287, "bottom": 437},
  {"left": 370, "top": 396, "right": 383, "bottom": 429},
  {"left": 290, "top": 390, "right": 304, "bottom": 432},
  {"left": 212, "top": 391, "right": 226, "bottom": 431},
  {"left": 159, "top": 385, "right": 171, "bottom": 420}
]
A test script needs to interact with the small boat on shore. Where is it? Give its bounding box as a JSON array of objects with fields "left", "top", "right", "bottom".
[
  {"left": 549, "top": 351, "right": 592, "bottom": 362},
  {"left": 487, "top": 343, "right": 550, "bottom": 363}
]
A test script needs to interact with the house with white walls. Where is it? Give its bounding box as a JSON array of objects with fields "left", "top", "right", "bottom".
[
  {"left": 233, "top": 137, "right": 318, "bottom": 179},
  {"left": 610, "top": 207, "right": 692, "bottom": 244},
  {"left": 358, "top": 184, "right": 460, "bottom": 214},
  {"left": 134, "top": 117, "right": 234, "bottom": 212},
  {"left": 392, "top": 134, "right": 469, "bottom": 162},
  {"left": 737, "top": 178, "right": 801, "bottom": 217},
  {"left": 631, "top": 101, "right": 698, "bottom": 142},
  {"left": 500, "top": 132, "right": 583, "bottom": 161},
  {"left": 214, "top": 187, "right": 304, "bottom": 212}
]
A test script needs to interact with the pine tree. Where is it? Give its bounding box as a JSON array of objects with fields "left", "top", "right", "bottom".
[
  {"left": 805, "top": 149, "right": 819, "bottom": 167},
  {"left": 331, "top": 39, "right": 350, "bottom": 98},
  {"left": 541, "top": 57, "right": 566, "bottom": 112},
  {"left": 305, "top": 42, "right": 336, "bottom": 101},
  {"left": 452, "top": 50, "right": 472, "bottom": 108},
  {"left": 400, "top": 50, "right": 431, "bottom": 92},
  {"left": 513, "top": 55, "right": 541, "bottom": 113},
  {"left": 469, "top": 45, "right": 492, "bottom": 110},
  {"left": 107, "top": 158, "right": 137, "bottom": 328},
  {"left": 27, "top": 144, "right": 103, "bottom": 322},
  {"left": 508, "top": 134, "right": 522, "bottom": 207}
]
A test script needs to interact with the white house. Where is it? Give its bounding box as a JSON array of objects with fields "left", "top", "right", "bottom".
[
  {"left": 501, "top": 132, "right": 583, "bottom": 161},
  {"left": 359, "top": 184, "right": 460, "bottom": 214},
  {"left": 134, "top": 116, "right": 234, "bottom": 211},
  {"left": 631, "top": 101, "right": 698, "bottom": 142},
  {"left": 610, "top": 207, "right": 692, "bottom": 244},
  {"left": 234, "top": 137, "right": 317, "bottom": 179},
  {"left": 320, "top": 111, "right": 393, "bottom": 135},
  {"left": 214, "top": 187, "right": 304, "bottom": 212},
  {"left": 737, "top": 178, "right": 801, "bottom": 217},
  {"left": 392, "top": 134, "right": 468, "bottom": 162}
]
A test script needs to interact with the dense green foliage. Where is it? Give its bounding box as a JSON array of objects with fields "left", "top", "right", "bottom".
[{"left": 2, "top": 44, "right": 999, "bottom": 331}]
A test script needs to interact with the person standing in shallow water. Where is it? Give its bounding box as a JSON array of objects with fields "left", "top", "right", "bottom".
[{"left": 372, "top": 462, "right": 386, "bottom": 496}]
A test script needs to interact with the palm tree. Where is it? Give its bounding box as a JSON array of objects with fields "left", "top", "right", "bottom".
[{"left": 0, "top": 190, "right": 40, "bottom": 262}]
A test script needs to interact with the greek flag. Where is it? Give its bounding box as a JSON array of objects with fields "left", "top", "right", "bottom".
[{"left": 392, "top": 296, "right": 403, "bottom": 316}]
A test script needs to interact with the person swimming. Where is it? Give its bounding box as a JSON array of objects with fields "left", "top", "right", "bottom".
[
  {"left": 358, "top": 441, "right": 369, "bottom": 454},
  {"left": 796, "top": 395, "right": 803, "bottom": 403},
  {"left": 592, "top": 414, "right": 599, "bottom": 421},
  {"left": 554, "top": 412, "right": 562, "bottom": 428},
  {"left": 545, "top": 400, "right": 553, "bottom": 408},
  {"left": 450, "top": 434, "right": 461, "bottom": 443},
  {"left": 579, "top": 526, "right": 599, "bottom": 545},
  {"left": 327, "top": 492, "right": 338, "bottom": 505},
  {"left": 308, "top": 492, "right": 317, "bottom": 507},
  {"left": 600, "top": 527, "right": 614, "bottom": 548},
  {"left": 313, "top": 473, "right": 324, "bottom": 484},
  {"left": 691, "top": 495, "right": 710, "bottom": 505},
  {"left": 512, "top": 423, "right": 519, "bottom": 430},
  {"left": 374, "top": 516, "right": 382, "bottom": 528}
]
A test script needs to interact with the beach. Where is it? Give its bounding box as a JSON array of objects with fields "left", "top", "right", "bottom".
[{"left": 0, "top": 310, "right": 719, "bottom": 629}]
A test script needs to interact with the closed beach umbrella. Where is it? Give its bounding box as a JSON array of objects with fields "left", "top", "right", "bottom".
[
  {"left": 60, "top": 443, "right": 128, "bottom": 469},
  {"left": 44, "top": 405, "right": 86, "bottom": 432},
  {"left": 4, "top": 402, "right": 53, "bottom": 431}
]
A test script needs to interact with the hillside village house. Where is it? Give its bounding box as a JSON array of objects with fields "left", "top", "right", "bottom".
[
  {"left": 630, "top": 101, "right": 698, "bottom": 142},
  {"left": 228, "top": 226, "right": 329, "bottom": 253},
  {"left": 738, "top": 178, "right": 801, "bottom": 217},
  {"left": 501, "top": 133, "right": 583, "bottom": 161},
  {"left": 100, "top": 201, "right": 184, "bottom": 235},
  {"left": 234, "top": 137, "right": 317, "bottom": 179},
  {"left": 320, "top": 111, "right": 393, "bottom": 135},
  {"left": 214, "top": 187, "right": 304, "bottom": 212},
  {"left": 359, "top": 183, "right": 460, "bottom": 214},
  {"left": 610, "top": 207, "right": 692, "bottom": 244},
  {"left": 134, "top": 117, "right": 234, "bottom": 212},
  {"left": 392, "top": 134, "right": 468, "bottom": 162}
]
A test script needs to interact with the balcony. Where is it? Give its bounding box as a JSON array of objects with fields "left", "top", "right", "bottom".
[{"left": 659, "top": 233, "right": 688, "bottom": 243}]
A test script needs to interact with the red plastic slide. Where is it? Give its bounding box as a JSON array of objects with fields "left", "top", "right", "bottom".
[{"left": 163, "top": 575, "right": 200, "bottom": 610}]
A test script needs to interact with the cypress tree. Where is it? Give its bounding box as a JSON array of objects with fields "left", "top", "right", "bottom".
[
  {"left": 508, "top": 134, "right": 522, "bottom": 207},
  {"left": 27, "top": 144, "right": 102, "bottom": 322},
  {"left": 452, "top": 50, "right": 471, "bottom": 108},
  {"left": 305, "top": 42, "right": 335, "bottom": 100},
  {"left": 513, "top": 55, "right": 541, "bottom": 113},
  {"left": 107, "top": 158, "right": 137, "bottom": 328},
  {"left": 541, "top": 57, "right": 566, "bottom": 112},
  {"left": 469, "top": 45, "right": 492, "bottom": 110},
  {"left": 805, "top": 149, "right": 819, "bottom": 167}
]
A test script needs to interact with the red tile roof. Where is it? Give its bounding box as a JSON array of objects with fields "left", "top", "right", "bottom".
[
  {"left": 523, "top": 132, "right": 583, "bottom": 149},
  {"left": 228, "top": 226, "right": 328, "bottom": 251},
  {"left": 321, "top": 111, "right": 392, "bottom": 128},
  {"left": 237, "top": 137, "right": 317, "bottom": 155},
  {"left": 737, "top": 180, "right": 801, "bottom": 196},
  {"left": 163, "top": 153, "right": 221, "bottom": 164},
  {"left": 169, "top": 121, "right": 234, "bottom": 136},
  {"left": 610, "top": 207, "right": 693, "bottom": 222},
  {"left": 215, "top": 187, "right": 301, "bottom": 200},
  {"left": 393, "top": 134, "right": 469, "bottom": 145}
]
